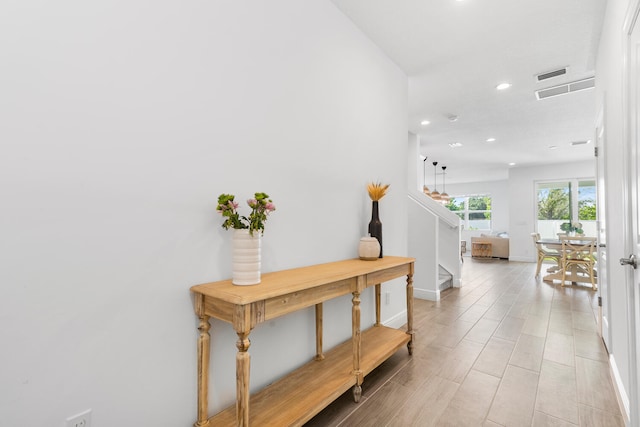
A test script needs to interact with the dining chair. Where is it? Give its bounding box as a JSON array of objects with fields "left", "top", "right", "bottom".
[
  {"left": 560, "top": 236, "right": 597, "bottom": 290},
  {"left": 531, "top": 233, "right": 561, "bottom": 277}
]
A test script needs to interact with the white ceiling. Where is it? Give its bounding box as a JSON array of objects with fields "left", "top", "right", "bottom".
[{"left": 331, "top": 0, "right": 607, "bottom": 184}]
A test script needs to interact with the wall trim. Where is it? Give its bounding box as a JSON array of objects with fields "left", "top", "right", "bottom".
[
  {"left": 383, "top": 309, "right": 408, "bottom": 329},
  {"left": 610, "top": 354, "right": 631, "bottom": 422},
  {"left": 414, "top": 288, "right": 439, "bottom": 301},
  {"left": 509, "top": 256, "right": 535, "bottom": 263}
]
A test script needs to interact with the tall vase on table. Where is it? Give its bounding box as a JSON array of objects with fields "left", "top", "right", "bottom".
[
  {"left": 216, "top": 192, "right": 276, "bottom": 285},
  {"left": 366, "top": 182, "right": 389, "bottom": 259},
  {"left": 368, "top": 201, "right": 383, "bottom": 258},
  {"left": 232, "top": 229, "right": 261, "bottom": 285}
]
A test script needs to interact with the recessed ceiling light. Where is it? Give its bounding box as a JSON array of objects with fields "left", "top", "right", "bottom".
[
  {"left": 420, "top": 120, "right": 430, "bottom": 126},
  {"left": 508, "top": 162, "right": 516, "bottom": 166},
  {"left": 449, "top": 142, "right": 463, "bottom": 148},
  {"left": 447, "top": 114, "right": 458, "bottom": 122},
  {"left": 570, "top": 140, "right": 590, "bottom": 146},
  {"left": 496, "top": 82, "right": 512, "bottom": 90},
  {"left": 486, "top": 138, "right": 496, "bottom": 143},
  {"left": 549, "top": 145, "right": 558, "bottom": 150}
]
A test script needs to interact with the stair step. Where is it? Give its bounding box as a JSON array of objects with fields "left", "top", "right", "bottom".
[{"left": 438, "top": 265, "right": 453, "bottom": 290}]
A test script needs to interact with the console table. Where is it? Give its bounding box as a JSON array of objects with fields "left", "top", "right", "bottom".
[{"left": 190, "top": 256, "right": 415, "bottom": 427}]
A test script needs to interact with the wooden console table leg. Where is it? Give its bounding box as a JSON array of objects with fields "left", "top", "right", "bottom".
[
  {"left": 406, "top": 270, "right": 415, "bottom": 356},
  {"left": 315, "top": 303, "right": 324, "bottom": 360},
  {"left": 196, "top": 315, "right": 211, "bottom": 427},
  {"left": 375, "top": 284, "right": 381, "bottom": 326},
  {"left": 235, "top": 331, "right": 251, "bottom": 427},
  {"left": 195, "top": 295, "right": 211, "bottom": 427},
  {"left": 351, "top": 287, "right": 363, "bottom": 402},
  {"left": 234, "top": 305, "right": 252, "bottom": 427}
]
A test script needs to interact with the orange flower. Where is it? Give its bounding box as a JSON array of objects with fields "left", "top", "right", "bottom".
[{"left": 367, "top": 182, "right": 390, "bottom": 201}]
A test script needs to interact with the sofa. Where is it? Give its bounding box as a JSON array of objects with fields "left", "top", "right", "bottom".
[{"left": 470, "top": 233, "right": 509, "bottom": 259}]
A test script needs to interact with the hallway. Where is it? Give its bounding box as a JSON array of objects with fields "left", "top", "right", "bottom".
[{"left": 306, "top": 259, "right": 624, "bottom": 426}]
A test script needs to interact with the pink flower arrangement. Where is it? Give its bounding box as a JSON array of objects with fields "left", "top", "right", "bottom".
[{"left": 216, "top": 192, "right": 276, "bottom": 235}]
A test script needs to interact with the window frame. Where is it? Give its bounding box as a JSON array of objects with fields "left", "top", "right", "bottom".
[
  {"left": 446, "top": 194, "right": 492, "bottom": 231},
  {"left": 535, "top": 178, "right": 597, "bottom": 238}
]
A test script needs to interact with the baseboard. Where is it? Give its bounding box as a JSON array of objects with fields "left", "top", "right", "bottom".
[
  {"left": 414, "top": 288, "right": 440, "bottom": 301},
  {"left": 609, "top": 354, "right": 631, "bottom": 422},
  {"left": 453, "top": 277, "right": 462, "bottom": 287},
  {"left": 508, "top": 256, "right": 535, "bottom": 262},
  {"left": 382, "top": 309, "right": 407, "bottom": 329}
]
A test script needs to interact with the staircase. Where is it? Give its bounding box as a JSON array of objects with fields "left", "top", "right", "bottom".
[
  {"left": 438, "top": 265, "right": 453, "bottom": 291},
  {"left": 407, "top": 190, "right": 461, "bottom": 301}
]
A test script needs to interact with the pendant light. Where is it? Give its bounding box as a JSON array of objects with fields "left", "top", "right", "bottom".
[
  {"left": 440, "top": 165, "right": 450, "bottom": 203},
  {"left": 422, "top": 157, "right": 430, "bottom": 196},
  {"left": 430, "top": 161, "right": 441, "bottom": 200}
]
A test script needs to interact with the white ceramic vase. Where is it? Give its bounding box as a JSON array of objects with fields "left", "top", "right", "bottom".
[
  {"left": 232, "top": 229, "right": 261, "bottom": 285},
  {"left": 358, "top": 236, "right": 381, "bottom": 260}
]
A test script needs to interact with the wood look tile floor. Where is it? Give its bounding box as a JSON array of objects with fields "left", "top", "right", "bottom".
[{"left": 304, "top": 259, "right": 624, "bottom": 427}]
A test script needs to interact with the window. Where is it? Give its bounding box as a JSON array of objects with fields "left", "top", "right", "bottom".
[
  {"left": 445, "top": 195, "right": 492, "bottom": 230},
  {"left": 578, "top": 180, "right": 597, "bottom": 221},
  {"left": 536, "top": 179, "right": 596, "bottom": 238}
]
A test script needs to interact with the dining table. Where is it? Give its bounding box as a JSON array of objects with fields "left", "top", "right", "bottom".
[{"left": 536, "top": 238, "right": 597, "bottom": 287}]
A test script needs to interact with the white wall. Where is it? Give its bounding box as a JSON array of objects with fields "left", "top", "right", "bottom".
[
  {"left": 408, "top": 132, "right": 422, "bottom": 192},
  {"left": 596, "top": 0, "right": 633, "bottom": 416},
  {"left": 408, "top": 198, "right": 439, "bottom": 300},
  {"left": 0, "top": 2, "right": 408, "bottom": 426},
  {"left": 507, "top": 160, "right": 595, "bottom": 262}
]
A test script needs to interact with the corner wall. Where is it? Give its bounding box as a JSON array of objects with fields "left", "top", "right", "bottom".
[
  {"left": 408, "top": 198, "right": 439, "bottom": 300},
  {"left": 0, "top": 2, "right": 408, "bottom": 425}
]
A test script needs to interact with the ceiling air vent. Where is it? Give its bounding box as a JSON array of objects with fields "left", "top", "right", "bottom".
[
  {"left": 570, "top": 78, "right": 596, "bottom": 92},
  {"left": 535, "top": 77, "right": 595, "bottom": 100},
  {"left": 536, "top": 67, "right": 567, "bottom": 82},
  {"left": 537, "top": 85, "right": 568, "bottom": 99}
]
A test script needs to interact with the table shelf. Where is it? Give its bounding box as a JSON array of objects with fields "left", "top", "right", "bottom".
[{"left": 208, "top": 326, "right": 410, "bottom": 426}]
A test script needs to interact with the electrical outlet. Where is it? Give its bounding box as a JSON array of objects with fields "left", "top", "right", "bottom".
[
  {"left": 385, "top": 292, "right": 391, "bottom": 305},
  {"left": 66, "top": 409, "right": 91, "bottom": 427}
]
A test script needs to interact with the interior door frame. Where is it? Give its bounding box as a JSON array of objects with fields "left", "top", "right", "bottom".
[
  {"left": 623, "top": 1, "right": 640, "bottom": 424},
  {"left": 595, "top": 108, "right": 611, "bottom": 350}
]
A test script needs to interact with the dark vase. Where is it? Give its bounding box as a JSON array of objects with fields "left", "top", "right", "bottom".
[{"left": 368, "top": 201, "right": 383, "bottom": 258}]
